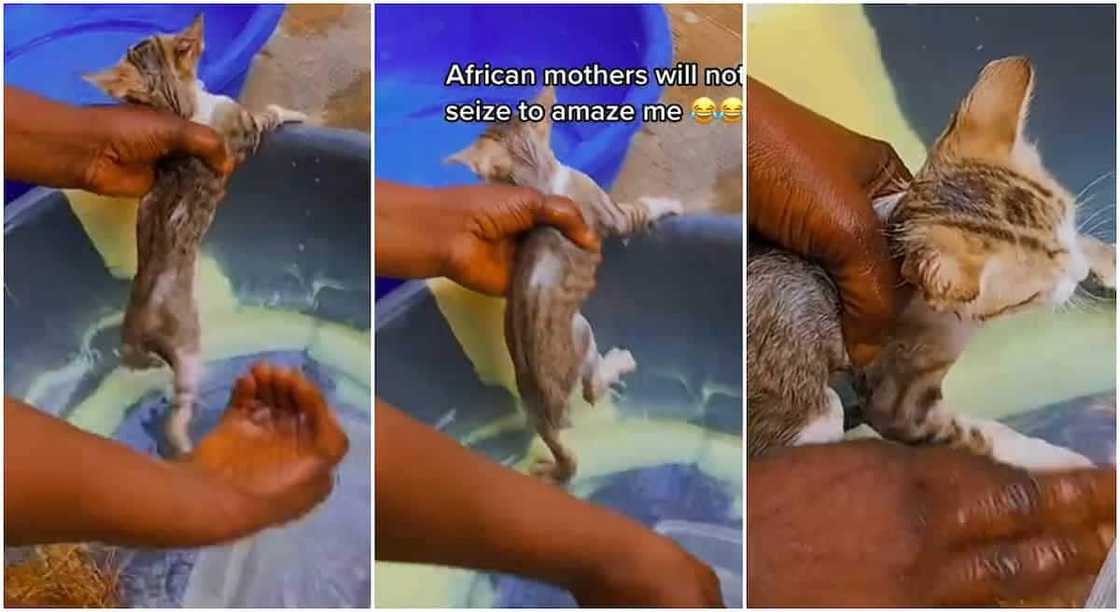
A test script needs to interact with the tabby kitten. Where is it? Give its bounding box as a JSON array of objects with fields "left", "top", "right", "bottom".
[
  {"left": 87, "top": 15, "right": 306, "bottom": 454},
  {"left": 747, "top": 57, "right": 1115, "bottom": 468},
  {"left": 449, "top": 87, "right": 682, "bottom": 482}
]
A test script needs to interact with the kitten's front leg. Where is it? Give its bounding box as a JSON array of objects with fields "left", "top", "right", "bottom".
[
  {"left": 957, "top": 416, "right": 1093, "bottom": 470},
  {"left": 608, "top": 196, "right": 683, "bottom": 237}
]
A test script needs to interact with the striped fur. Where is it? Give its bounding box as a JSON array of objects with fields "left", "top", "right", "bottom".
[
  {"left": 748, "top": 57, "right": 1114, "bottom": 467},
  {"left": 87, "top": 15, "right": 305, "bottom": 454},
  {"left": 449, "top": 87, "right": 680, "bottom": 482}
]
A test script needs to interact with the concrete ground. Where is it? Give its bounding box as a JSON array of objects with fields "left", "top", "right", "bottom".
[
  {"left": 239, "top": 4, "right": 370, "bottom": 134},
  {"left": 611, "top": 4, "right": 743, "bottom": 214}
]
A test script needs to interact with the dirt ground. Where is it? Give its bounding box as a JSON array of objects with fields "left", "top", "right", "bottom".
[
  {"left": 611, "top": 4, "right": 743, "bottom": 214},
  {"left": 239, "top": 4, "right": 370, "bottom": 133}
]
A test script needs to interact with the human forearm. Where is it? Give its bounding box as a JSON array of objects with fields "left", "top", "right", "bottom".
[
  {"left": 4, "top": 398, "right": 263, "bottom": 547},
  {"left": 4, "top": 86, "right": 94, "bottom": 188},
  {"left": 374, "top": 180, "right": 453, "bottom": 280},
  {"left": 374, "top": 399, "right": 706, "bottom": 602}
]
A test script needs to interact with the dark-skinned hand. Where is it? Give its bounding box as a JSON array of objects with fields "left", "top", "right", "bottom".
[
  {"left": 5, "top": 86, "right": 231, "bottom": 197},
  {"left": 747, "top": 440, "right": 1115, "bottom": 607},
  {"left": 747, "top": 76, "right": 911, "bottom": 367},
  {"left": 375, "top": 180, "right": 600, "bottom": 295}
]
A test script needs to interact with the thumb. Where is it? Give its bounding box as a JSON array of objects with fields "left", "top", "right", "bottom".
[
  {"left": 176, "top": 122, "right": 233, "bottom": 177},
  {"left": 834, "top": 250, "right": 898, "bottom": 368}
]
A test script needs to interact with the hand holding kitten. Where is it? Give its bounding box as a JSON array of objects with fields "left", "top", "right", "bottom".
[
  {"left": 4, "top": 85, "right": 231, "bottom": 198},
  {"left": 375, "top": 179, "right": 600, "bottom": 295},
  {"left": 746, "top": 76, "right": 911, "bottom": 367}
]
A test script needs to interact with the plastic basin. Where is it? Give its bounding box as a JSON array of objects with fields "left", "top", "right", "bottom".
[
  {"left": 4, "top": 126, "right": 371, "bottom": 607},
  {"left": 374, "top": 215, "right": 743, "bottom": 607},
  {"left": 4, "top": 3, "right": 284, "bottom": 202}
]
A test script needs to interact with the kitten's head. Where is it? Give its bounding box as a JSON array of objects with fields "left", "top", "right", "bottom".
[
  {"left": 890, "top": 56, "right": 1114, "bottom": 320},
  {"left": 447, "top": 87, "right": 612, "bottom": 231},
  {"left": 84, "top": 14, "right": 204, "bottom": 117}
]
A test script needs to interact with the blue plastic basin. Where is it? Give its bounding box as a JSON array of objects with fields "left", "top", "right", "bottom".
[
  {"left": 4, "top": 3, "right": 284, "bottom": 202},
  {"left": 373, "top": 3, "right": 672, "bottom": 299}
]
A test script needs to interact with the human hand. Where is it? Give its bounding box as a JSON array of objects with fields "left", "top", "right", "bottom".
[
  {"left": 186, "top": 363, "right": 349, "bottom": 533},
  {"left": 746, "top": 77, "right": 911, "bottom": 367},
  {"left": 570, "top": 533, "right": 724, "bottom": 607},
  {"left": 5, "top": 86, "right": 231, "bottom": 197},
  {"left": 747, "top": 440, "right": 1115, "bottom": 607},
  {"left": 375, "top": 180, "right": 600, "bottom": 295}
]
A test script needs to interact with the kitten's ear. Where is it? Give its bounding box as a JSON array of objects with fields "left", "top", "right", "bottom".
[
  {"left": 172, "top": 14, "right": 205, "bottom": 74},
  {"left": 934, "top": 56, "right": 1034, "bottom": 159},
  {"left": 84, "top": 60, "right": 149, "bottom": 104},
  {"left": 445, "top": 135, "right": 512, "bottom": 183},
  {"left": 516, "top": 85, "right": 555, "bottom": 147}
]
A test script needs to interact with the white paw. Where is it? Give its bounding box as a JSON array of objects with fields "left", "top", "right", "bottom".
[
  {"left": 639, "top": 196, "right": 684, "bottom": 220},
  {"left": 967, "top": 418, "right": 1093, "bottom": 470},
  {"left": 600, "top": 348, "right": 638, "bottom": 380},
  {"left": 794, "top": 386, "right": 846, "bottom": 445},
  {"left": 267, "top": 104, "right": 308, "bottom": 124}
]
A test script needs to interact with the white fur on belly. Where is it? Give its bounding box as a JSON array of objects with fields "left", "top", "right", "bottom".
[
  {"left": 794, "top": 386, "right": 845, "bottom": 445},
  {"left": 528, "top": 249, "right": 564, "bottom": 288},
  {"left": 190, "top": 83, "right": 235, "bottom": 127}
]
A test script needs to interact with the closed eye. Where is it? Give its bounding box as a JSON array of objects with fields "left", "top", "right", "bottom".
[{"left": 977, "top": 291, "right": 1040, "bottom": 321}]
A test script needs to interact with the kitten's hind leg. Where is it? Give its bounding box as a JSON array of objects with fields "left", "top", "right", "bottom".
[
  {"left": 530, "top": 427, "right": 577, "bottom": 484},
  {"left": 164, "top": 353, "right": 201, "bottom": 455},
  {"left": 573, "top": 313, "right": 637, "bottom": 404}
]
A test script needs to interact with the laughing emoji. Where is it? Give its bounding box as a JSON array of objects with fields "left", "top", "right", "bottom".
[
  {"left": 720, "top": 97, "right": 743, "bottom": 123},
  {"left": 691, "top": 97, "right": 716, "bottom": 124}
]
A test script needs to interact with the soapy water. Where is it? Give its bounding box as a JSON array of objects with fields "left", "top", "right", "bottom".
[{"left": 22, "top": 349, "right": 371, "bottom": 608}]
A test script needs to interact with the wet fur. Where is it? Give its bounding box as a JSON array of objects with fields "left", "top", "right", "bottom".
[
  {"left": 747, "top": 57, "right": 1115, "bottom": 469},
  {"left": 449, "top": 87, "right": 681, "bottom": 482},
  {"left": 87, "top": 15, "right": 306, "bottom": 454}
]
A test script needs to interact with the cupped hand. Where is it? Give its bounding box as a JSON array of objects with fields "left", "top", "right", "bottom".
[
  {"left": 747, "top": 77, "right": 911, "bottom": 367},
  {"left": 747, "top": 440, "right": 1115, "bottom": 607},
  {"left": 375, "top": 180, "right": 600, "bottom": 295},
  {"left": 186, "top": 363, "right": 349, "bottom": 532}
]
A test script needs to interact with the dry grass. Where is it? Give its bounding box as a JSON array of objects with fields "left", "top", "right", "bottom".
[{"left": 4, "top": 544, "right": 121, "bottom": 608}]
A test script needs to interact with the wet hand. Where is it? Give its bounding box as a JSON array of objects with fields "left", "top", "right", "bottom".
[
  {"left": 747, "top": 440, "right": 1115, "bottom": 607},
  {"left": 747, "top": 77, "right": 911, "bottom": 367},
  {"left": 186, "top": 363, "right": 349, "bottom": 533},
  {"left": 77, "top": 105, "right": 232, "bottom": 197},
  {"left": 5, "top": 86, "right": 231, "bottom": 197},
  {"left": 375, "top": 180, "right": 600, "bottom": 295},
  {"left": 435, "top": 184, "right": 601, "bottom": 295}
]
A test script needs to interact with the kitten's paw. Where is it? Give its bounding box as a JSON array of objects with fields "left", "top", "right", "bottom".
[
  {"left": 583, "top": 348, "right": 637, "bottom": 404},
  {"left": 963, "top": 417, "right": 1093, "bottom": 470},
  {"left": 1080, "top": 235, "right": 1116, "bottom": 289},
  {"left": 530, "top": 457, "right": 574, "bottom": 484},
  {"left": 639, "top": 196, "right": 684, "bottom": 222},
  {"left": 904, "top": 250, "right": 981, "bottom": 312},
  {"left": 266, "top": 104, "right": 308, "bottom": 124}
]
